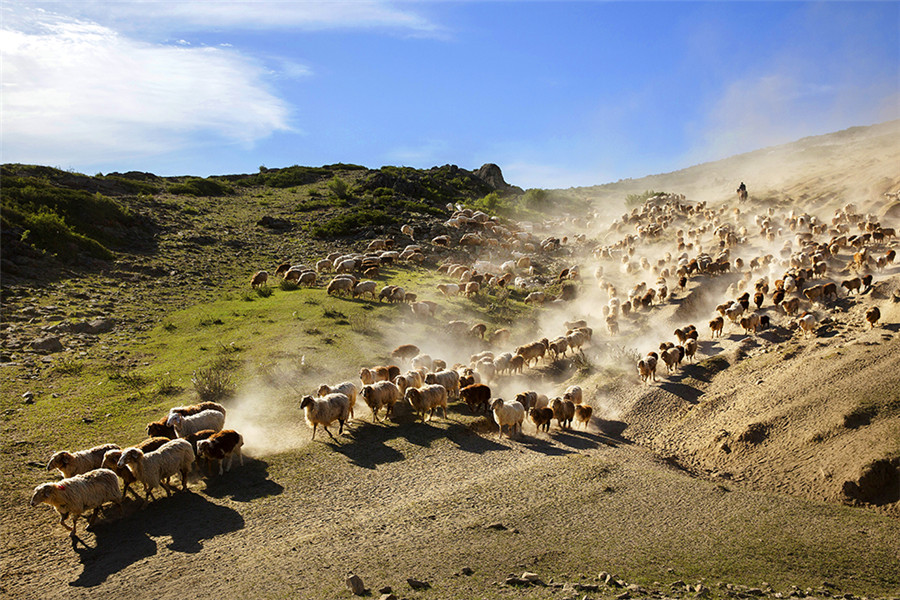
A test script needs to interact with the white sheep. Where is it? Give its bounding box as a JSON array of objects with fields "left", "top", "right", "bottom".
[
  {"left": 118, "top": 439, "right": 195, "bottom": 503},
  {"left": 300, "top": 393, "right": 351, "bottom": 440},
  {"left": 47, "top": 443, "right": 120, "bottom": 478},
  {"left": 317, "top": 381, "right": 358, "bottom": 419},
  {"left": 491, "top": 398, "right": 526, "bottom": 439},
  {"left": 562, "top": 385, "right": 583, "bottom": 405},
  {"left": 405, "top": 384, "right": 448, "bottom": 421},
  {"left": 360, "top": 381, "right": 402, "bottom": 422},
  {"left": 30, "top": 468, "right": 122, "bottom": 536},
  {"left": 166, "top": 409, "right": 225, "bottom": 438},
  {"left": 798, "top": 312, "right": 819, "bottom": 337}
]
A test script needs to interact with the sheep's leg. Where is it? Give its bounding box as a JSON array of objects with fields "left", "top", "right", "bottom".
[
  {"left": 324, "top": 424, "right": 337, "bottom": 441},
  {"left": 88, "top": 507, "right": 101, "bottom": 527},
  {"left": 181, "top": 467, "right": 190, "bottom": 489},
  {"left": 237, "top": 449, "right": 244, "bottom": 466},
  {"left": 69, "top": 514, "right": 80, "bottom": 537},
  {"left": 218, "top": 459, "right": 224, "bottom": 476},
  {"left": 311, "top": 424, "right": 317, "bottom": 441},
  {"left": 59, "top": 511, "right": 73, "bottom": 531},
  {"left": 338, "top": 419, "right": 345, "bottom": 436}
]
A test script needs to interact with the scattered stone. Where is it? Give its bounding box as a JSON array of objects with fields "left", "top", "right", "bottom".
[
  {"left": 378, "top": 594, "right": 396, "bottom": 600},
  {"left": 30, "top": 336, "right": 63, "bottom": 353},
  {"left": 407, "top": 578, "right": 429, "bottom": 590},
  {"left": 616, "top": 592, "right": 631, "bottom": 600},
  {"left": 378, "top": 586, "right": 392, "bottom": 594},
  {"left": 505, "top": 576, "right": 529, "bottom": 586},
  {"left": 522, "top": 572, "right": 541, "bottom": 582},
  {"left": 486, "top": 522, "right": 508, "bottom": 530},
  {"left": 460, "top": 567, "right": 473, "bottom": 576},
  {"left": 81, "top": 417, "right": 94, "bottom": 424},
  {"left": 346, "top": 574, "right": 366, "bottom": 596},
  {"left": 575, "top": 583, "right": 599, "bottom": 592},
  {"left": 22, "top": 391, "right": 34, "bottom": 404}
]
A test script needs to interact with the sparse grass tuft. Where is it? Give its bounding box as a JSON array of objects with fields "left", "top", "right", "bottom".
[{"left": 192, "top": 357, "right": 235, "bottom": 402}]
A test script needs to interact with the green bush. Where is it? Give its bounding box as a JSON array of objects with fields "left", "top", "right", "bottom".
[
  {"left": 311, "top": 209, "right": 395, "bottom": 238},
  {"left": 327, "top": 176, "right": 351, "bottom": 199},
  {"left": 168, "top": 177, "right": 233, "bottom": 197},
  {"left": 192, "top": 358, "right": 235, "bottom": 402},
  {"left": 625, "top": 190, "right": 659, "bottom": 209}
]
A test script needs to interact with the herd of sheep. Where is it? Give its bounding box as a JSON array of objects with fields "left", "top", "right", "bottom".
[{"left": 32, "top": 192, "right": 895, "bottom": 536}]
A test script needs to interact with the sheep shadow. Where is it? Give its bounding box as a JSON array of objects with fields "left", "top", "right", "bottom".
[
  {"left": 69, "top": 492, "right": 243, "bottom": 587},
  {"left": 883, "top": 322, "right": 900, "bottom": 333},
  {"left": 517, "top": 434, "right": 577, "bottom": 456},
  {"left": 549, "top": 428, "right": 605, "bottom": 451},
  {"left": 201, "top": 456, "right": 284, "bottom": 502},
  {"left": 659, "top": 380, "right": 704, "bottom": 404},
  {"left": 593, "top": 418, "right": 629, "bottom": 444}
]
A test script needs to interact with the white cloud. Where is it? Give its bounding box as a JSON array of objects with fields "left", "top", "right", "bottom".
[
  {"left": 22, "top": 1, "right": 441, "bottom": 35},
  {"left": 1, "top": 10, "right": 292, "bottom": 165}
]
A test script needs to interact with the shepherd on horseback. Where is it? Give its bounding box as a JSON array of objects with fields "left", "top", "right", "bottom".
[{"left": 737, "top": 181, "right": 748, "bottom": 202}]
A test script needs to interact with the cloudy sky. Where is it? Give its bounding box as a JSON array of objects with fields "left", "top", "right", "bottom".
[{"left": 2, "top": 1, "right": 898, "bottom": 189}]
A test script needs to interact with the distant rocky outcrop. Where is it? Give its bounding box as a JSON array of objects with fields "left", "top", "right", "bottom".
[{"left": 474, "top": 164, "right": 523, "bottom": 194}]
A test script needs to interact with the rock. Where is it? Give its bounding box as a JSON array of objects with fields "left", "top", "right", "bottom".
[
  {"left": 575, "top": 583, "right": 600, "bottom": 592},
  {"left": 22, "top": 391, "right": 34, "bottom": 404},
  {"left": 378, "top": 586, "right": 392, "bottom": 594},
  {"left": 505, "top": 576, "right": 530, "bottom": 586},
  {"left": 522, "top": 572, "right": 541, "bottom": 582},
  {"left": 87, "top": 318, "right": 116, "bottom": 334},
  {"left": 378, "top": 595, "right": 396, "bottom": 600},
  {"left": 346, "top": 574, "right": 366, "bottom": 596},
  {"left": 460, "top": 567, "right": 473, "bottom": 576},
  {"left": 407, "top": 578, "right": 430, "bottom": 590},
  {"left": 257, "top": 216, "right": 293, "bottom": 230},
  {"left": 30, "top": 336, "right": 63, "bottom": 353},
  {"left": 486, "top": 522, "right": 508, "bottom": 530}
]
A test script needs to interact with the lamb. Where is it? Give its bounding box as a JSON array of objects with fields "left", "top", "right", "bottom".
[
  {"left": 491, "top": 398, "right": 526, "bottom": 439},
  {"left": 709, "top": 316, "right": 724, "bottom": 338},
  {"left": 574, "top": 404, "right": 593, "bottom": 429},
  {"left": 460, "top": 383, "right": 491, "bottom": 413},
  {"left": 866, "top": 306, "right": 881, "bottom": 328},
  {"left": 170, "top": 401, "right": 227, "bottom": 417},
  {"left": 299, "top": 393, "right": 351, "bottom": 440},
  {"left": 783, "top": 297, "right": 801, "bottom": 317},
  {"left": 549, "top": 397, "right": 576, "bottom": 429},
  {"left": 842, "top": 277, "right": 862, "bottom": 295},
  {"left": 740, "top": 313, "right": 761, "bottom": 335},
  {"left": 661, "top": 345, "right": 683, "bottom": 372},
  {"left": 47, "top": 443, "right": 120, "bottom": 479},
  {"left": 360, "top": 381, "right": 402, "bottom": 422},
  {"left": 437, "top": 283, "right": 461, "bottom": 298},
  {"left": 317, "top": 381, "right": 358, "bottom": 419},
  {"left": 118, "top": 439, "right": 195, "bottom": 502},
  {"left": 529, "top": 407, "right": 554, "bottom": 432},
  {"left": 166, "top": 410, "right": 225, "bottom": 438},
  {"left": 30, "top": 468, "right": 122, "bottom": 536},
  {"left": 684, "top": 338, "right": 698, "bottom": 362},
  {"left": 424, "top": 369, "right": 460, "bottom": 399},
  {"left": 197, "top": 430, "right": 244, "bottom": 475},
  {"left": 405, "top": 384, "right": 448, "bottom": 421}
]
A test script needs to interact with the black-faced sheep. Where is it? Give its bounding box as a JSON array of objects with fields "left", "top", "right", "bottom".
[
  {"left": 47, "top": 444, "right": 120, "bottom": 479},
  {"left": 405, "top": 384, "right": 448, "bottom": 421},
  {"left": 197, "top": 430, "right": 244, "bottom": 475},
  {"left": 118, "top": 439, "right": 195, "bottom": 503},
  {"left": 491, "top": 398, "right": 525, "bottom": 439},
  {"left": 31, "top": 468, "right": 122, "bottom": 536},
  {"left": 300, "top": 393, "right": 351, "bottom": 440}
]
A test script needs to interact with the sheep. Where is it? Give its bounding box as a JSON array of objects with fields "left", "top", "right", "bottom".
[
  {"left": 30, "top": 469, "right": 122, "bottom": 536},
  {"left": 516, "top": 341, "right": 546, "bottom": 366},
  {"left": 170, "top": 401, "right": 227, "bottom": 417},
  {"left": 661, "top": 346, "right": 683, "bottom": 372},
  {"left": 437, "top": 283, "right": 460, "bottom": 297},
  {"left": 250, "top": 270, "right": 268, "bottom": 288},
  {"left": 797, "top": 312, "right": 819, "bottom": 337},
  {"left": 524, "top": 291, "right": 546, "bottom": 305},
  {"left": 684, "top": 338, "right": 698, "bottom": 362},
  {"left": 637, "top": 352, "right": 658, "bottom": 383},
  {"left": 118, "top": 439, "right": 195, "bottom": 502},
  {"left": 842, "top": 277, "right": 862, "bottom": 295},
  {"left": 391, "top": 344, "right": 421, "bottom": 363},
  {"left": 424, "top": 369, "right": 460, "bottom": 399},
  {"left": 866, "top": 306, "right": 881, "bottom": 328},
  {"left": 352, "top": 280, "right": 378, "bottom": 299},
  {"left": 783, "top": 297, "right": 801, "bottom": 317},
  {"left": 550, "top": 397, "right": 576, "bottom": 429},
  {"left": 317, "top": 381, "right": 358, "bottom": 419},
  {"left": 460, "top": 383, "right": 491, "bottom": 413},
  {"left": 197, "top": 430, "right": 244, "bottom": 475},
  {"left": 405, "top": 384, "right": 448, "bottom": 421},
  {"left": 563, "top": 385, "right": 583, "bottom": 405},
  {"left": 740, "top": 313, "right": 761, "bottom": 335},
  {"left": 491, "top": 398, "right": 526, "bottom": 439},
  {"left": 147, "top": 417, "right": 176, "bottom": 439},
  {"left": 464, "top": 281, "right": 480, "bottom": 297},
  {"left": 166, "top": 409, "right": 225, "bottom": 439},
  {"left": 574, "top": 404, "right": 593, "bottom": 429},
  {"left": 299, "top": 393, "right": 351, "bottom": 440},
  {"left": 529, "top": 407, "right": 554, "bottom": 432},
  {"left": 360, "top": 381, "right": 402, "bottom": 422},
  {"left": 47, "top": 444, "right": 120, "bottom": 479},
  {"left": 101, "top": 438, "right": 170, "bottom": 500},
  {"left": 327, "top": 277, "right": 353, "bottom": 296}
]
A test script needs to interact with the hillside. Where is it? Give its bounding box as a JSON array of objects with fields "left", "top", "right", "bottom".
[{"left": 2, "top": 123, "right": 900, "bottom": 600}]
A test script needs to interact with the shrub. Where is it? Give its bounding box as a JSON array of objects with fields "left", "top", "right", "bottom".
[
  {"left": 625, "top": 190, "right": 658, "bottom": 209},
  {"left": 168, "top": 177, "right": 233, "bottom": 197},
  {"left": 310, "top": 209, "right": 395, "bottom": 238},
  {"left": 192, "top": 358, "right": 235, "bottom": 402},
  {"left": 327, "top": 176, "right": 350, "bottom": 199}
]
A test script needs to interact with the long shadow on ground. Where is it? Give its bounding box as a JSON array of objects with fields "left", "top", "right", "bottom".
[{"left": 70, "top": 491, "right": 243, "bottom": 588}]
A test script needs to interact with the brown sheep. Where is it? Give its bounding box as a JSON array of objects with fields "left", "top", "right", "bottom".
[
  {"left": 460, "top": 383, "right": 491, "bottom": 414},
  {"left": 529, "top": 407, "right": 554, "bottom": 433},
  {"left": 574, "top": 404, "right": 593, "bottom": 429},
  {"left": 391, "top": 344, "right": 421, "bottom": 362},
  {"left": 709, "top": 316, "right": 724, "bottom": 338},
  {"left": 783, "top": 297, "right": 801, "bottom": 316},
  {"left": 250, "top": 270, "right": 268, "bottom": 288},
  {"left": 866, "top": 306, "right": 881, "bottom": 328}
]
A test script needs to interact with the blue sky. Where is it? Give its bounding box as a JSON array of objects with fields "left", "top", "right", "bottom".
[{"left": 2, "top": 1, "right": 898, "bottom": 189}]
